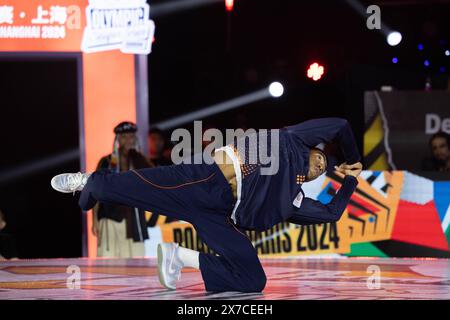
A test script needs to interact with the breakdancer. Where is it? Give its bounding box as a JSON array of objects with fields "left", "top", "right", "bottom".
[{"left": 51, "top": 118, "right": 362, "bottom": 293}]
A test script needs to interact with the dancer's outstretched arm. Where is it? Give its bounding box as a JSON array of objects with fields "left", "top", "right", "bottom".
[
  {"left": 288, "top": 162, "right": 362, "bottom": 225},
  {"left": 285, "top": 118, "right": 361, "bottom": 165}
]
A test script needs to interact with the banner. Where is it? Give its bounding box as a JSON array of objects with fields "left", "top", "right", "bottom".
[
  {"left": 145, "top": 170, "right": 450, "bottom": 258},
  {"left": 0, "top": 0, "right": 155, "bottom": 54}
]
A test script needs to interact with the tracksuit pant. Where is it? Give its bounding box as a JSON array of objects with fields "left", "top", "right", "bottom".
[{"left": 78, "top": 162, "right": 267, "bottom": 293}]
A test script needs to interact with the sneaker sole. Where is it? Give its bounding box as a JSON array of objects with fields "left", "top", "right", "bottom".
[
  {"left": 157, "top": 243, "right": 176, "bottom": 290},
  {"left": 50, "top": 175, "right": 73, "bottom": 193}
]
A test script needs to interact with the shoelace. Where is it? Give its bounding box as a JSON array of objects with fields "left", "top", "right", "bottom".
[{"left": 67, "top": 173, "right": 83, "bottom": 193}]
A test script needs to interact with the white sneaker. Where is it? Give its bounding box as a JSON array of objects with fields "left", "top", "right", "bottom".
[
  {"left": 157, "top": 242, "right": 183, "bottom": 290},
  {"left": 51, "top": 172, "right": 90, "bottom": 193}
]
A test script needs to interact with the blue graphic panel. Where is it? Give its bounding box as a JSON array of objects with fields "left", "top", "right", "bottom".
[
  {"left": 317, "top": 182, "right": 333, "bottom": 204},
  {"left": 434, "top": 182, "right": 450, "bottom": 221}
]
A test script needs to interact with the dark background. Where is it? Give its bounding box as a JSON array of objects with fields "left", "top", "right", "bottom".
[
  {"left": 0, "top": 0, "right": 449, "bottom": 258},
  {"left": 0, "top": 59, "right": 81, "bottom": 258}
]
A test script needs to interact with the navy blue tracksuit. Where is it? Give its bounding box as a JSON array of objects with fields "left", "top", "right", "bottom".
[{"left": 79, "top": 118, "right": 360, "bottom": 293}]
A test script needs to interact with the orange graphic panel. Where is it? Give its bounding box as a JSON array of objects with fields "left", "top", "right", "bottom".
[{"left": 0, "top": 0, "right": 86, "bottom": 52}]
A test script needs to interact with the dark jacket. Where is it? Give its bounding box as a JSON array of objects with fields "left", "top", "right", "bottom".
[
  {"left": 0, "top": 231, "right": 18, "bottom": 259},
  {"left": 421, "top": 157, "right": 449, "bottom": 172},
  {"left": 235, "top": 118, "right": 361, "bottom": 231}
]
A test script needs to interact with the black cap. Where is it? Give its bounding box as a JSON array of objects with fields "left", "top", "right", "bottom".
[{"left": 114, "top": 121, "right": 137, "bottom": 134}]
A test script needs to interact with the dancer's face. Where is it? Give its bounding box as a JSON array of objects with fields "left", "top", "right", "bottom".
[
  {"left": 118, "top": 132, "right": 137, "bottom": 154},
  {"left": 307, "top": 149, "right": 327, "bottom": 181}
]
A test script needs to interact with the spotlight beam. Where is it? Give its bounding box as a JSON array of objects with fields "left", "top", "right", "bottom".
[
  {"left": 154, "top": 85, "right": 282, "bottom": 130},
  {"left": 0, "top": 148, "right": 80, "bottom": 185}
]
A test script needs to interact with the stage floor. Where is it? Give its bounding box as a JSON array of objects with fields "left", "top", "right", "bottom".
[{"left": 0, "top": 257, "right": 449, "bottom": 300}]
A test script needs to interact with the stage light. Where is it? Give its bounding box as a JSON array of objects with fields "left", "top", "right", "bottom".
[
  {"left": 424, "top": 60, "right": 430, "bottom": 67},
  {"left": 418, "top": 43, "right": 424, "bottom": 51},
  {"left": 269, "top": 82, "right": 284, "bottom": 97},
  {"left": 307, "top": 62, "right": 325, "bottom": 81},
  {"left": 445, "top": 50, "right": 450, "bottom": 56},
  {"left": 225, "top": 0, "right": 234, "bottom": 11},
  {"left": 387, "top": 31, "right": 402, "bottom": 46},
  {"left": 392, "top": 57, "right": 398, "bottom": 64}
]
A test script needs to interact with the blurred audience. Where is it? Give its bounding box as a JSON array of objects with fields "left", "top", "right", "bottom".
[
  {"left": 148, "top": 127, "right": 172, "bottom": 166},
  {"left": 92, "top": 121, "right": 151, "bottom": 258},
  {"left": 421, "top": 131, "right": 450, "bottom": 171},
  {"left": 0, "top": 209, "right": 18, "bottom": 260}
]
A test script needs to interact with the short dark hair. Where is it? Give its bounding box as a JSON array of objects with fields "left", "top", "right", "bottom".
[
  {"left": 429, "top": 131, "right": 450, "bottom": 148},
  {"left": 0, "top": 210, "right": 5, "bottom": 222},
  {"left": 311, "top": 147, "right": 328, "bottom": 169}
]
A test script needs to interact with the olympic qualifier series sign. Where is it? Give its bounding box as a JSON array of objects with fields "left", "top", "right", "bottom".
[
  {"left": 0, "top": 0, "right": 155, "bottom": 54},
  {"left": 82, "top": 0, "right": 155, "bottom": 54}
]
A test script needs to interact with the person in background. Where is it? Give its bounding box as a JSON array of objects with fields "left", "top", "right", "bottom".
[
  {"left": 148, "top": 127, "right": 172, "bottom": 167},
  {"left": 0, "top": 209, "right": 18, "bottom": 260},
  {"left": 92, "top": 121, "right": 151, "bottom": 258},
  {"left": 421, "top": 131, "right": 450, "bottom": 171}
]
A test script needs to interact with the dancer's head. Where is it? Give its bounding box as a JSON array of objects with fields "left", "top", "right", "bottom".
[
  {"left": 114, "top": 121, "right": 138, "bottom": 155},
  {"left": 307, "top": 148, "right": 327, "bottom": 181}
]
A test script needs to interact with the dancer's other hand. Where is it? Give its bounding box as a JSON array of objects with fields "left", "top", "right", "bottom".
[{"left": 334, "top": 162, "right": 363, "bottom": 178}]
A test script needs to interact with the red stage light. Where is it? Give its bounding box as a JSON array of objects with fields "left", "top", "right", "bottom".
[
  {"left": 307, "top": 62, "right": 325, "bottom": 81},
  {"left": 225, "top": 0, "right": 234, "bottom": 12}
]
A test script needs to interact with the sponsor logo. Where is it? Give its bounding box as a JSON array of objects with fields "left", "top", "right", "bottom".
[{"left": 81, "top": 0, "right": 155, "bottom": 54}]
